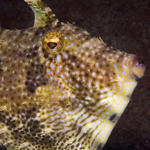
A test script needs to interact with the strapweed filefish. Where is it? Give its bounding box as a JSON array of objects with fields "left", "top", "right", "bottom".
[{"left": 0, "top": 0, "right": 145, "bottom": 149}]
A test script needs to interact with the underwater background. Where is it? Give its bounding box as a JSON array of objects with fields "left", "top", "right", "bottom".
[{"left": 0, "top": 0, "right": 149, "bottom": 149}]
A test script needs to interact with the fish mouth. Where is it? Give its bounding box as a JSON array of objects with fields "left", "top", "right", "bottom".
[{"left": 125, "top": 54, "right": 145, "bottom": 78}]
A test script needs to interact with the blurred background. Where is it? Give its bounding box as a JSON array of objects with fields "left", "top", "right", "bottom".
[{"left": 0, "top": 0, "right": 149, "bottom": 149}]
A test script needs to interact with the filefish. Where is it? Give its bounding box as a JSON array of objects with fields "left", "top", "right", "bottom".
[{"left": 0, "top": 0, "right": 145, "bottom": 149}]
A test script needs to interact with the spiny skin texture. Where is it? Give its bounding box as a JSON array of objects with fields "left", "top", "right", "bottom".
[{"left": 0, "top": 0, "right": 145, "bottom": 150}]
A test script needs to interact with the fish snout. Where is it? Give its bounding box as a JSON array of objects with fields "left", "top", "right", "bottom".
[{"left": 125, "top": 54, "right": 145, "bottom": 78}]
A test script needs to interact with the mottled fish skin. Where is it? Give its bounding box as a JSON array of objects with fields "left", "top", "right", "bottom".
[{"left": 0, "top": 0, "right": 145, "bottom": 150}]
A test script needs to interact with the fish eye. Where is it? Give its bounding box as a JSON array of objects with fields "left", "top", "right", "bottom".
[
  {"left": 43, "top": 31, "right": 64, "bottom": 54},
  {"left": 47, "top": 42, "right": 57, "bottom": 49}
]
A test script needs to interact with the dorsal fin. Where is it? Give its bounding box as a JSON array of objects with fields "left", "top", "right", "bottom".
[{"left": 24, "top": 0, "right": 57, "bottom": 28}]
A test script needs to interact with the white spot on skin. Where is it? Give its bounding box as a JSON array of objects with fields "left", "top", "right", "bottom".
[
  {"left": 69, "top": 36, "right": 73, "bottom": 40},
  {"left": 71, "top": 95, "right": 76, "bottom": 98},
  {"left": 61, "top": 84, "right": 65, "bottom": 88},
  {"left": 56, "top": 55, "right": 61, "bottom": 63},
  {"left": 80, "top": 49, "right": 84, "bottom": 53},
  {"left": 102, "top": 61, "right": 106, "bottom": 65},
  {"left": 71, "top": 72, "right": 75, "bottom": 75},
  {"left": 90, "top": 89, "right": 93, "bottom": 93},
  {"left": 102, "top": 54, "right": 106, "bottom": 58},
  {"left": 60, "top": 74, "right": 64, "bottom": 78},
  {"left": 81, "top": 64, "right": 85, "bottom": 69},
  {"left": 109, "top": 54, "right": 113, "bottom": 57},
  {"left": 89, "top": 46, "right": 94, "bottom": 50},
  {"left": 96, "top": 63, "right": 99, "bottom": 67},
  {"left": 54, "top": 89, "right": 57, "bottom": 92},
  {"left": 101, "top": 69, "right": 106, "bottom": 75},
  {"left": 65, "top": 66, "right": 69, "bottom": 71},
  {"left": 56, "top": 67, "right": 60, "bottom": 73},
  {"left": 65, "top": 72, "right": 69, "bottom": 77},
  {"left": 62, "top": 52, "right": 68, "bottom": 58},
  {"left": 64, "top": 79, "right": 68, "bottom": 83},
  {"left": 71, "top": 62, "right": 76, "bottom": 67},
  {"left": 81, "top": 56, "right": 86, "bottom": 61},
  {"left": 100, "top": 94, "right": 105, "bottom": 98},
  {"left": 45, "top": 61, "right": 49, "bottom": 66},
  {"left": 92, "top": 72, "right": 96, "bottom": 77},
  {"left": 82, "top": 77, "right": 86, "bottom": 82},
  {"left": 49, "top": 77, "right": 53, "bottom": 82},
  {"left": 77, "top": 77, "right": 80, "bottom": 81},
  {"left": 88, "top": 84, "right": 92, "bottom": 89},
  {"left": 76, "top": 83, "right": 79, "bottom": 88},
  {"left": 36, "top": 75, "right": 41, "bottom": 79},
  {"left": 106, "top": 47, "right": 110, "bottom": 51},
  {"left": 85, "top": 52, "right": 89, "bottom": 56},
  {"left": 65, "top": 43, "right": 74, "bottom": 49},
  {"left": 50, "top": 63, "right": 55, "bottom": 69},
  {"left": 95, "top": 81, "right": 100, "bottom": 86},
  {"left": 59, "top": 65, "right": 62, "bottom": 69},
  {"left": 103, "top": 87, "right": 109, "bottom": 92}
]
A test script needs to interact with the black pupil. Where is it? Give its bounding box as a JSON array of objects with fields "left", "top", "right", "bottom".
[{"left": 47, "top": 42, "right": 57, "bottom": 49}]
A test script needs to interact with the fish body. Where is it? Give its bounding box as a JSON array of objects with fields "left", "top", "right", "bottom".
[{"left": 0, "top": 0, "right": 145, "bottom": 150}]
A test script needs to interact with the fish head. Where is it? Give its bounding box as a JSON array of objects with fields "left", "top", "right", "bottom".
[{"left": 42, "top": 24, "right": 145, "bottom": 104}]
